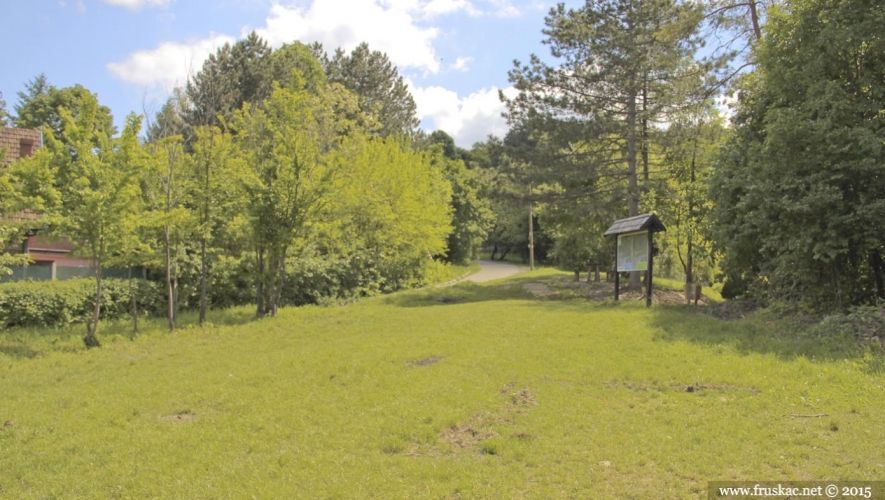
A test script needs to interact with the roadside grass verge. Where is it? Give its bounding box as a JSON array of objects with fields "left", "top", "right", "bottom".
[{"left": 1, "top": 269, "right": 883, "bottom": 498}]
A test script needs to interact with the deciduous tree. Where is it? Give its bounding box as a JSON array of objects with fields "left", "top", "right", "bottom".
[
  {"left": 14, "top": 75, "right": 116, "bottom": 141},
  {"left": 711, "top": 0, "right": 885, "bottom": 308},
  {"left": 15, "top": 95, "right": 143, "bottom": 346}
]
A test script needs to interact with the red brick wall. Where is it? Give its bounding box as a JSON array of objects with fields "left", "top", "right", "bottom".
[
  {"left": 27, "top": 235, "right": 75, "bottom": 253},
  {"left": 0, "top": 127, "right": 41, "bottom": 164}
]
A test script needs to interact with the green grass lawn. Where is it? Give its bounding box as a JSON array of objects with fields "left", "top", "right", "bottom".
[{"left": 2, "top": 269, "right": 884, "bottom": 498}]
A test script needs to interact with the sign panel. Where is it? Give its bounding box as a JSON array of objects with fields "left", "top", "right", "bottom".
[{"left": 617, "top": 231, "right": 648, "bottom": 272}]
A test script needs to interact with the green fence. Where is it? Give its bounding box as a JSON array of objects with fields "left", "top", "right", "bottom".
[
  {"left": 0, "top": 265, "right": 52, "bottom": 283},
  {"left": 1, "top": 265, "right": 130, "bottom": 283}
]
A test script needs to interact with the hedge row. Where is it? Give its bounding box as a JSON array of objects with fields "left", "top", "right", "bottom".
[
  {"left": 0, "top": 254, "right": 442, "bottom": 329},
  {"left": 0, "top": 278, "right": 166, "bottom": 329}
]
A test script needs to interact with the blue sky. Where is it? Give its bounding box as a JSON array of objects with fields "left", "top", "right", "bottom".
[{"left": 1, "top": 0, "right": 581, "bottom": 148}]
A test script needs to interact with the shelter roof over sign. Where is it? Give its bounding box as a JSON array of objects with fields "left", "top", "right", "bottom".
[{"left": 603, "top": 214, "right": 666, "bottom": 237}]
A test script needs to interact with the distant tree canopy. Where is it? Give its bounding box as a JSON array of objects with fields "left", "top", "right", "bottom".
[
  {"left": 428, "top": 131, "right": 495, "bottom": 264},
  {"left": 322, "top": 42, "right": 420, "bottom": 138},
  {"left": 185, "top": 32, "right": 274, "bottom": 131},
  {"left": 13, "top": 74, "right": 116, "bottom": 141},
  {"left": 0, "top": 91, "right": 9, "bottom": 127},
  {"left": 2, "top": 34, "right": 470, "bottom": 347}
]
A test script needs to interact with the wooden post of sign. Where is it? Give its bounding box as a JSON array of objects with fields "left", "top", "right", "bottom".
[
  {"left": 614, "top": 237, "right": 620, "bottom": 302},
  {"left": 646, "top": 229, "right": 653, "bottom": 308}
]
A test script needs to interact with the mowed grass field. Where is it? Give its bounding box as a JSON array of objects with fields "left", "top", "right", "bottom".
[{"left": 2, "top": 269, "right": 884, "bottom": 499}]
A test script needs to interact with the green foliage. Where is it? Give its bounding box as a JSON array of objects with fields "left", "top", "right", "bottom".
[
  {"left": 332, "top": 135, "right": 453, "bottom": 288},
  {"left": 13, "top": 94, "right": 144, "bottom": 344},
  {"left": 323, "top": 42, "right": 420, "bottom": 137},
  {"left": 232, "top": 82, "right": 350, "bottom": 315},
  {"left": 549, "top": 220, "right": 611, "bottom": 273},
  {"left": 428, "top": 131, "right": 495, "bottom": 264},
  {"left": 0, "top": 278, "right": 163, "bottom": 328},
  {"left": 809, "top": 306, "right": 885, "bottom": 342},
  {"left": 185, "top": 32, "right": 273, "bottom": 129},
  {"left": 445, "top": 161, "right": 495, "bottom": 264},
  {"left": 146, "top": 88, "right": 191, "bottom": 144},
  {"left": 475, "top": 137, "right": 553, "bottom": 264},
  {"left": 272, "top": 42, "right": 328, "bottom": 94},
  {"left": 0, "top": 154, "right": 32, "bottom": 275},
  {"left": 142, "top": 134, "right": 196, "bottom": 329},
  {"left": 505, "top": 0, "right": 705, "bottom": 221},
  {"left": 13, "top": 74, "right": 116, "bottom": 140},
  {"left": 0, "top": 90, "right": 9, "bottom": 127},
  {"left": 711, "top": 0, "right": 885, "bottom": 309},
  {"left": 652, "top": 106, "right": 726, "bottom": 288}
]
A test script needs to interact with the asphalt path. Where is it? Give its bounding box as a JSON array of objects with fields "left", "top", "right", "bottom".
[{"left": 463, "top": 260, "right": 527, "bottom": 283}]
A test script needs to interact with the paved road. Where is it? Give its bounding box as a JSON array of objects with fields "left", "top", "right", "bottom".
[{"left": 463, "top": 260, "right": 527, "bottom": 283}]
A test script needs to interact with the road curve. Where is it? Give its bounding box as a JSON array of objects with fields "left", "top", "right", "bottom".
[{"left": 463, "top": 260, "right": 527, "bottom": 283}]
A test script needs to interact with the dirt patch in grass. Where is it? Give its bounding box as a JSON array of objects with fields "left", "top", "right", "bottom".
[
  {"left": 440, "top": 415, "right": 500, "bottom": 450},
  {"left": 409, "top": 356, "right": 443, "bottom": 367},
  {"left": 522, "top": 283, "right": 555, "bottom": 297},
  {"left": 430, "top": 385, "right": 536, "bottom": 454},
  {"left": 603, "top": 380, "right": 759, "bottom": 395},
  {"left": 428, "top": 297, "right": 466, "bottom": 304},
  {"left": 160, "top": 410, "right": 199, "bottom": 424},
  {"left": 523, "top": 275, "right": 715, "bottom": 305}
]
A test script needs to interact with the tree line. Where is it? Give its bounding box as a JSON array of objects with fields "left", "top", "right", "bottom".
[
  {"left": 2, "top": 0, "right": 882, "bottom": 345},
  {"left": 480, "top": 0, "right": 883, "bottom": 312},
  {"left": 0, "top": 38, "right": 494, "bottom": 346}
]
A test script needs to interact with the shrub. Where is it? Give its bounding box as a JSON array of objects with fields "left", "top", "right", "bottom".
[
  {"left": 810, "top": 305, "right": 885, "bottom": 341},
  {"left": 0, "top": 278, "right": 164, "bottom": 329}
]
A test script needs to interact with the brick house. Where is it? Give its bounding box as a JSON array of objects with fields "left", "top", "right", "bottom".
[
  {"left": 0, "top": 127, "right": 41, "bottom": 161},
  {"left": 1, "top": 126, "right": 94, "bottom": 281}
]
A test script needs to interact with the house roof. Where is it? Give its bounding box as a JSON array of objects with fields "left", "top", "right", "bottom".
[{"left": 603, "top": 214, "right": 666, "bottom": 236}]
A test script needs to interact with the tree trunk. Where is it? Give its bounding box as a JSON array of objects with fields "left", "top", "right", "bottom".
[
  {"left": 748, "top": 0, "right": 762, "bottom": 41},
  {"left": 870, "top": 249, "right": 885, "bottom": 300},
  {"left": 641, "top": 83, "right": 650, "bottom": 191},
  {"left": 84, "top": 258, "right": 102, "bottom": 348},
  {"left": 627, "top": 83, "right": 640, "bottom": 288},
  {"left": 256, "top": 247, "right": 265, "bottom": 317},
  {"left": 129, "top": 266, "right": 138, "bottom": 335},
  {"left": 528, "top": 184, "right": 535, "bottom": 271},
  {"left": 271, "top": 246, "right": 288, "bottom": 317},
  {"left": 832, "top": 264, "right": 843, "bottom": 310},
  {"left": 172, "top": 269, "right": 180, "bottom": 325},
  {"left": 164, "top": 225, "right": 175, "bottom": 331},
  {"left": 685, "top": 235, "right": 693, "bottom": 305},
  {"left": 199, "top": 238, "right": 208, "bottom": 325}
]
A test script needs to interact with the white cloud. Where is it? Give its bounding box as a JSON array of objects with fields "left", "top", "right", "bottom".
[
  {"left": 251, "top": 1, "right": 441, "bottom": 74},
  {"left": 410, "top": 81, "right": 517, "bottom": 147},
  {"left": 488, "top": 0, "right": 520, "bottom": 17},
  {"left": 57, "top": 0, "right": 86, "bottom": 11},
  {"left": 102, "top": 0, "right": 173, "bottom": 8},
  {"left": 452, "top": 56, "right": 473, "bottom": 72},
  {"left": 109, "top": 0, "right": 446, "bottom": 88},
  {"left": 379, "top": 0, "right": 481, "bottom": 17},
  {"left": 107, "top": 34, "right": 234, "bottom": 90},
  {"left": 422, "top": 0, "right": 481, "bottom": 17}
]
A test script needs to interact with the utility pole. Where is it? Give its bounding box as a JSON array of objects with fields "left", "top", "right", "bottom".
[{"left": 528, "top": 183, "right": 535, "bottom": 271}]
